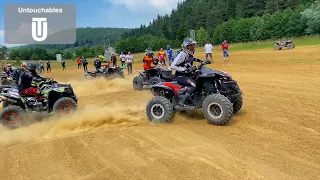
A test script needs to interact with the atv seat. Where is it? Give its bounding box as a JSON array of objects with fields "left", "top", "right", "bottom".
[{"left": 166, "top": 81, "right": 185, "bottom": 88}]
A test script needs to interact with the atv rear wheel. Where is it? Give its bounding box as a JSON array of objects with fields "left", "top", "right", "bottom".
[
  {"left": 148, "top": 77, "right": 162, "bottom": 86},
  {"left": 146, "top": 96, "right": 174, "bottom": 123},
  {"left": 53, "top": 97, "right": 77, "bottom": 116},
  {"left": 202, "top": 94, "right": 233, "bottom": 126},
  {"left": 0, "top": 105, "right": 25, "bottom": 129},
  {"left": 133, "top": 76, "right": 144, "bottom": 90},
  {"left": 233, "top": 96, "right": 243, "bottom": 114}
]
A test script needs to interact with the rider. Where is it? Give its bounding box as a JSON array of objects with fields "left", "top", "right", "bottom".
[
  {"left": 170, "top": 38, "right": 202, "bottom": 107},
  {"left": 143, "top": 51, "right": 155, "bottom": 71},
  {"left": 17, "top": 62, "right": 46, "bottom": 102},
  {"left": 12, "top": 62, "right": 27, "bottom": 85}
]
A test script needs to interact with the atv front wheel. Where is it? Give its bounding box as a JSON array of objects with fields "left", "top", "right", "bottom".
[
  {"left": 202, "top": 94, "right": 233, "bottom": 126},
  {"left": 0, "top": 105, "right": 25, "bottom": 129},
  {"left": 274, "top": 45, "right": 280, "bottom": 50},
  {"left": 148, "top": 77, "right": 162, "bottom": 86},
  {"left": 233, "top": 96, "right": 243, "bottom": 114},
  {"left": 133, "top": 76, "right": 144, "bottom": 90},
  {"left": 146, "top": 96, "right": 174, "bottom": 123},
  {"left": 287, "top": 43, "right": 294, "bottom": 49},
  {"left": 1, "top": 79, "right": 10, "bottom": 85},
  {"left": 53, "top": 97, "right": 77, "bottom": 115}
]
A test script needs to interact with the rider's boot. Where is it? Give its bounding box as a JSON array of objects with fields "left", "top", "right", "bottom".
[{"left": 177, "top": 93, "right": 191, "bottom": 107}]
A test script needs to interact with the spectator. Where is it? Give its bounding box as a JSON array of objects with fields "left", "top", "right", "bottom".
[
  {"left": 61, "top": 60, "right": 66, "bottom": 70},
  {"left": 120, "top": 52, "right": 126, "bottom": 67},
  {"left": 82, "top": 56, "right": 88, "bottom": 72},
  {"left": 37, "top": 60, "right": 44, "bottom": 74},
  {"left": 77, "top": 57, "right": 81, "bottom": 69},
  {"left": 126, "top": 51, "right": 134, "bottom": 75},
  {"left": 204, "top": 41, "right": 213, "bottom": 62},
  {"left": 222, "top": 40, "right": 229, "bottom": 62},
  {"left": 111, "top": 54, "right": 117, "bottom": 67},
  {"left": 46, "top": 60, "right": 51, "bottom": 73},
  {"left": 158, "top": 48, "right": 167, "bottom": 66},
  {"left": 166, "top": 45, "right": 173, "bottom": 66}
]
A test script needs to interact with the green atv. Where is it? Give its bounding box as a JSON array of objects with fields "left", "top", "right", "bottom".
[{"left": 0, "top": 78, "right": 78, "bottom": 129}]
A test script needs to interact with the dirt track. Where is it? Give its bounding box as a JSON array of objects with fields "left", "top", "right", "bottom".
[{"left": 0, "top": 46, "right": 319, "bottom": 180}]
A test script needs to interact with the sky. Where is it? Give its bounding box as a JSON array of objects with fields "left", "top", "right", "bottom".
[{"left": 0, "top": 0, "right": 184, "bottom": 47}]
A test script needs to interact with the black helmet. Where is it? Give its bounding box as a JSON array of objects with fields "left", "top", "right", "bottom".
[{"left": 26, "top": 62, "right": 37, "bottom": 72}]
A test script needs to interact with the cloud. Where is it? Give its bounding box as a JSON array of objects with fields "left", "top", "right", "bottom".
[
  {"left": 108, "top": 0, "right": 184, "bottom": 14},
  {"left": 0, "top": 30, "right": 23, "bottom": 48},
  {"left": 100, "top": 0, "right": 184, "bottom": 28}
]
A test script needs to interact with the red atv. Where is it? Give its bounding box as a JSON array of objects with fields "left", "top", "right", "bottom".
[{"left": 146, "top": 60, "right": 243, "bottom": 126}]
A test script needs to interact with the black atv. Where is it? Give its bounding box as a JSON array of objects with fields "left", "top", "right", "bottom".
[
  {"left": 0, "top": 78, "right": 78, "bottom": 129},
  {"left": 146, "top": 60, "right": 243, "bottom": 126},
  {"left": 85, "top": 65, "right": 125, "bottom": 80},
  {"left": 274, "top": 40, "right": 295, "bottom": 50},
  {"left": 133, "top": 66, "right": 174, "bottom": 90},
  {"left": 0, "top": 72, "right": 15, "bottom": 85}
]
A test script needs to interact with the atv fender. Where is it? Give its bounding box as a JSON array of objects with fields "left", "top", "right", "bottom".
[{"left": 150, "top": 84, "right": 177, "bottom": 97}]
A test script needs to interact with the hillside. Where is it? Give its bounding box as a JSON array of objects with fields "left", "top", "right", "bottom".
[{"left": 116, "top": 0, "right": 318, "bottom": 53}]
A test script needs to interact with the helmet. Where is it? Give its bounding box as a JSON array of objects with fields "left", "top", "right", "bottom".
[
  {"left": 26, "top": 62, "right": 37, "bottom": 72},
  {"left": 182, "top": 38, "right": 198, "bottom": 55},
  {"left": 21, "top": 62, "right": 27, "bottom": 69},
  {"left": 182, "top": 38, "right": 198, "bottom": 48}
]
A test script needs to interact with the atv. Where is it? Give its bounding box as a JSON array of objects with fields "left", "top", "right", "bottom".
[
  {"left": 133, "top": 66, "right": 174, "bottom": 90},
  {"left": 85, "top": 65, "right": 125, "bottom": 80},
  {"left": 274, "top": 40, "right": 295, "bottom": 50},
  {"left": 0, "top": 72, "right": 14, "bottom": 85},
  {"left": 0, "top": 78, "right": 78, "bottom": 129},
  {"left": 146, "top": 60, "right": 243, "bottom": 126}
]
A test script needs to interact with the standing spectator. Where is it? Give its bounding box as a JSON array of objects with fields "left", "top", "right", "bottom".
[
  {"left": 111, "top": 54, "right": 117, "bottom": 67},
  {"left": 166, "top": 45, "right": 173, "bottom": 65},
  {"left": 82, "top": 56, "right": 88, "bottom": 72},
  {"left": 77, "top": 57, "right": 81, "bottom": 69},
  {"left": 158, "top": 48, "right": 167, "bottom": 66},
  {"left": 46, "top": 60, "right": 51, "bottom": 73},
  {"left": 126, "top": 51, "right": 134, "bottom": 75},
  {"left": 204, "top": 41, "right": 213, "bottom": 62},
  {"left": 222, "top": 40, "right": 229, "bottom": 62},
  {"left": 37, "top": 60, "right": 44, "bottom": 74},
  {"left": 94, "top": 56, "right": 102, "bottom": 71},
  {"left": 61, "top": 60, "right": 66, "bottom": 70},
  {"left": 120, "top": 52, "right": 126, "bottom": 67}
]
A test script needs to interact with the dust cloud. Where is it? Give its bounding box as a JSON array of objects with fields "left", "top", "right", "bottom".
[{"left": 0, "top": 76, "right": 148, "bottom": 147}]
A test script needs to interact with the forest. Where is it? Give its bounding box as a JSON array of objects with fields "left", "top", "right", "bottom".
[
  {"left": 1, "top": 0, "right": 319, "bottom": 60},
  {"left": 116, "top": 0, "right": 319, "bottom": 53}
]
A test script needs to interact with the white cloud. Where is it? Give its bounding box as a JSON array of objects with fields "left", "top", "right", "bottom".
[
  {"left": 107, "top": 0, "right": 184, "bottom": 16},
  {"left": 0, "top": 30, "right": 24, "bottom": 48}
]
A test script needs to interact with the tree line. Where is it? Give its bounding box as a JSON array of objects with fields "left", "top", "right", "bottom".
[{"left": 116, "top": 0, "right": 318, "bottom": 52}]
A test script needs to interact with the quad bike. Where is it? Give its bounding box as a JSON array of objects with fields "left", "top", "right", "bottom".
[
  {"left": 0, "top": 78, "right": 78, "bottom": 129},
  {"left": 274, "top": 40, "right": 295, "bottom": 50},
  {"left": 85, "top": 65, "right": 125, "bottom": 80},
  {"left": 0, "top": 72, "right": 15, "bottom": 85},
  {"left": 146, "top": 60, "right": 243, "bottom": 126},
  {"left": 133, "top": 66, "right": 174, "bottom": 90}
]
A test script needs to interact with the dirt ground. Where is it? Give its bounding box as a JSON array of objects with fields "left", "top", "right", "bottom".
[{"left": 0, "top": 46, "right": 319, "bottom": 180}]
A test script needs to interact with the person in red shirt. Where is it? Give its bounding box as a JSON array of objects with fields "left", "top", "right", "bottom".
[
  {"left": 77, "top": 57, "right": 81, "bottom": 69},
  {"left": 157, "top": 48, "right": 167, "bottom": 66},
  {"left": 143, "top": 51, "right": 155, "bottom": 71},
  {"left": 222, "top": 40, "right": 229, "bottom": 62}
]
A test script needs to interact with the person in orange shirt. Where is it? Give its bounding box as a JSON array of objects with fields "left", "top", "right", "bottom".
[
  {"left": 76, "top": 57, "right": 81, "bottom": 69},
  {"left": 143, "top": 51, "right": 154, "bottom": 71},
  {"left": 157, "top": 48, "right": 167, "bottom": 66}
]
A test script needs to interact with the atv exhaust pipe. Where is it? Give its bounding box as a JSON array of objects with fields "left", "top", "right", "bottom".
[{"left": 0, "top": 95, "right": 17, "bottom": 103}]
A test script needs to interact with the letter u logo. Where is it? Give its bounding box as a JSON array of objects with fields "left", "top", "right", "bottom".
[{"left": 31, "top": 17, "right": 48, "bottom": 42}]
